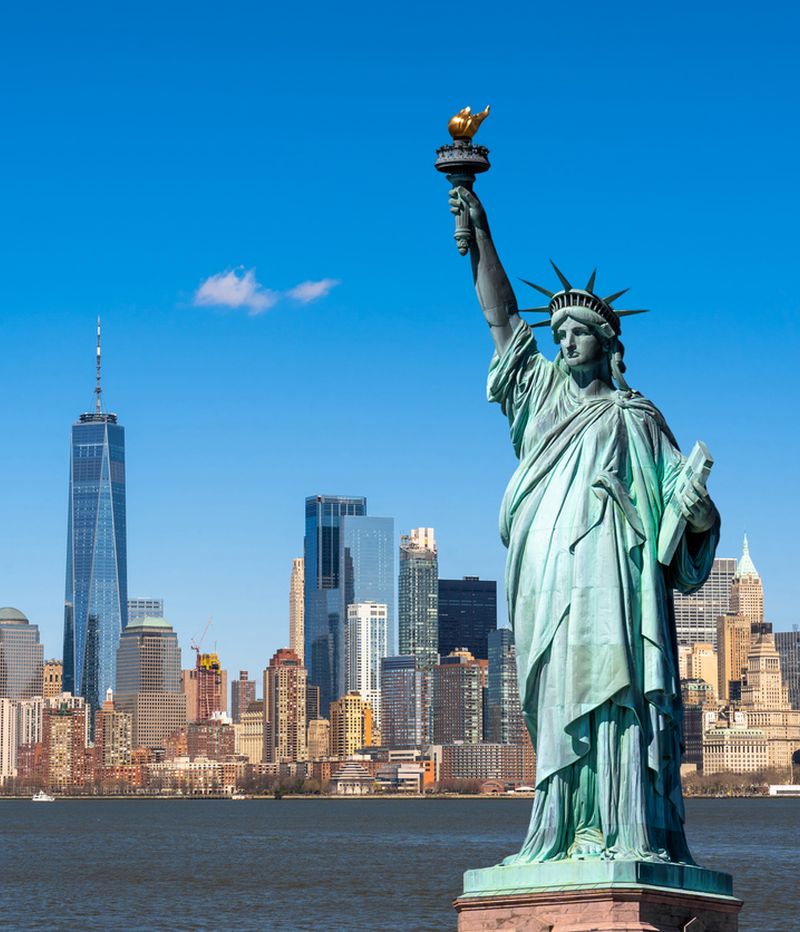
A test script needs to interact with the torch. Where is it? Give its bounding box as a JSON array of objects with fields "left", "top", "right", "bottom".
[{"left": 435, "top": 106, "right": 491, "bottom": 255}]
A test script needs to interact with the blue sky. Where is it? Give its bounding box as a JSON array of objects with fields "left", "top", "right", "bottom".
[{"left": 1, "top": 2, "right": 798, "bottom": 678}]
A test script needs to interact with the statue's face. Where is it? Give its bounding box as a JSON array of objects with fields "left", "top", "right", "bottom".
[{"left": 556, "top": 316, "right": 606, "bottom": 370}]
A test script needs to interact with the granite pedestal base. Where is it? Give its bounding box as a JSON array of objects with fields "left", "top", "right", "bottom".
[{"left": 454, "top": 861, "right": 742, "bottom": 932}]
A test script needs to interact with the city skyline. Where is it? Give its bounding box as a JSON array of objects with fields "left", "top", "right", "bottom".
[{"left": 2, "top": 5, "right": 799, "bottom": 682}]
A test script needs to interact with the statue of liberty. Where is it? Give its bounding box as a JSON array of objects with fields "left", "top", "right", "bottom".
[{"left": 448, "top": 183, "right": 720, "bottom": 865}]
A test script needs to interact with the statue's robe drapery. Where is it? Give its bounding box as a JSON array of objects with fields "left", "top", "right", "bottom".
[{"left": 488, "top": 321, "right": 719, "bottom": 863}]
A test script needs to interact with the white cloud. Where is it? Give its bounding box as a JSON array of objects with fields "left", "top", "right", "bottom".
[
  {"left": 286, "top": 278, "right": 341, "bottom": 303},
  {"left": 193, "top": 268, "right": 278, "bottom": 315}
]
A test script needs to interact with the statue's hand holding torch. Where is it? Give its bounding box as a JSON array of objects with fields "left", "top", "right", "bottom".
[{"left": 435, "top": 106, "right": 491, "bottom": 255}]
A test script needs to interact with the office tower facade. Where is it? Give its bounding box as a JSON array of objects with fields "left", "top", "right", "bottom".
[
  {"left": 307, "top": 717, "right": 330, "bottom": 759},
  {"left": 730, "top": 535, "right": 764, "bottom": 624},
  {"left": 438, "top": 577, "right": 497, "bottom": 661},
  {"left": 486, "top": 628, "right": 525, "bottom": 744},
  {"left": 63, "top": 322, "right": 128, "bottom": 715},
  {"left": 231, "top": 671, "right": 256, "bottom": 724},
  {"left": 289, "top": 558, "right": 305, "bottom": 664},
  {"left": 740, "top": 628, "right": 789, "bottom": 710},
  {"left": 775, "top": 630, "right": 800, "bottom": 709},
  {"left": 264, "top": 649, "right": 307, "bottom": 763},
  {"left": 399, "top": 528, "right": 438, "bottom": 670},
  {"left": 341, "top": 515, "right": 396, "bottom": 656},
  {"left": 43, "top": 660, "right": 63, "bottom": 699},
  {"left": 93, "top": 690, "right": 132, "bottom": 769},
  {"left": 304, "top": 495, "right": 367, "bottom": 714},
  {"left": 329, "top": 691, "right": 373, "bottom": 757},
  {"left": 716, "top": 613, "right": 752, "bottom": 702},
  {"left": 115, "top": 616, "right": 186, "bottom": 748},
  {"left": 0, "top": 608, "right": 44, "bottom": 699},
  {"left": 346, "top": 602, "right": 388, "bottom": 728},
  {"left": 672, "top": 557, "right": 736, "bottom": 648},
  {"left": 127, "top": 599, "right": 164, "bottom": 624},
  {"left": 433, "top": 648, "right": 486, "bottom": 745},
  {"left": 380, "top": 655, "right": 430, "bottom": 749},
  {"left": 686, "top": 643, "right": 718, "bottom": 696},
  {"left": 234, "top": 701, "right": 264, "bottom": 763}
]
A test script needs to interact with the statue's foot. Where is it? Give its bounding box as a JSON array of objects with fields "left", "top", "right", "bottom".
[{"left": 568, "top": 831, "right": 604, "bottom": 860}]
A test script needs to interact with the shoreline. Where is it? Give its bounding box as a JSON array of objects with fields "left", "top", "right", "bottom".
[{"left": 1, "top": 792, "right": 791, "bottom": 801}]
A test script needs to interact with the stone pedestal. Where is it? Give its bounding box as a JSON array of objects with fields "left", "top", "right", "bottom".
[{"left": 454, "top": 861, "right": 742, "bottom": 932}]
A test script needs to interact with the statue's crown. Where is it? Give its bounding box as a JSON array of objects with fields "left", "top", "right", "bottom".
[{"left": 519, "top": 261, "right": 649, "bottom": 333}]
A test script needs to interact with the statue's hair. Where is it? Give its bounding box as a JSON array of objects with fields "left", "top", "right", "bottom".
[{"left": 551, "top": 305, "right": 631, "bottom": 392}]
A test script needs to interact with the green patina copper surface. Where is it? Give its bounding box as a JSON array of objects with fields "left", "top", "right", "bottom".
[
  {"left": 461, "top": 860, "right": 735, "bottom": 900},
  {"left": 440, "top": 143, "right": 726, "bottom": 894}
]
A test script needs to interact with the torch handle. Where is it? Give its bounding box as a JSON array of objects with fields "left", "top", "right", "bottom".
[{"left": 448, "top": 171, "right": 475, "bottom": 257}]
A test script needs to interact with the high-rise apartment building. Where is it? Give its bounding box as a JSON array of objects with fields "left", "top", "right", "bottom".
[
  {"left": 183, "top": 653, "right": 226, "bottom": 722},
  {"left": 672, "top": 557, "right": 736, "bottom": 647},
  {"left": 93, "top": 689, "right": 132, "bottom": 769},
  {"left": 304, "top": 495, "right": 367, "bottom": 714},
  {"left": 0, "top": 608, "right": 44, "bottom": 699},
  {"left": 42, "top": 700, "right": 88, "bottom": 789},
  {"left": 432, "top": 648, "right": 486, "bottom": 745},
  {"left": 289, "top": 558, "right": 305, "bottom": 664},
  {"left": 63, "top": 322, "right": 128, "bottom": 716},
  {"left": 438, "top": 577, "right": 497, "bottom": 661},
  {"left": 775, "top": 630, "right": 800, "bottom": 710},
  {"left": 346, "top": 602, "right": 388, "bottom": 728},
  {"left": 0, "top": 699, "right": 18, "bottom": 783},
  {"left": 486, "top": 628, "right": 525, "bottom": 744},
  {"left": 717, "top": 613, "right": 752, "bottom": 701},
  {"left": 729, "top": 535, "right": 764, "bottom": 624},
  {"left": 115, "top": 616, "right": 186, "bottom": 749},
  {"left": 399, "top": 528, "right": 438, "bottom": 670},
  {"left": 329, "top": 691, "right": 373, "bottom": 757},
  {"left": 307, "top": 717, "right": 330, "bottom": 759},
  {"left": 127, "top": 599, "right": 164, "bottom": 624},
  {"left": 263, "top": 649, "right": 307, "bottom": 763},
  {"left": 231, "top": 670, "right": 256, "bottom": 724},
  {"left": 42, "top": 660, "right": 63, "bottom": 698},
  {"left": 380, "top": 655, "right": 430, "bottom": 749},
  {"left": 234, "top": 701, "right": 264, "bottom": 763}
]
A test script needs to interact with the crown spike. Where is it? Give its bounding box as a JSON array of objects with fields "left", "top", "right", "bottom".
[
  {"left": 519, "top": 278, "right": 554, "bottom": 298},
  {"left": 518, "top": 307, "right": 552, "bottom": 314},
  {"left": 603, "top": 288, "right": 629, "bottom": 305},
  {"left": 616, "top": 309, "right": 649, "bottom": 317},
  {"left": 530, "top": 319, "right": 552, "bottom": 328},
  {"left": 549, "top": 260, "right": 572, "bottom": 292},
  {"left": 585, "top": 269, "right": 597, "bottom": 292}
]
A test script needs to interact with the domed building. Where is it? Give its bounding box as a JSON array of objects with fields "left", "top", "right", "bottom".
[{"left": 0, "top": 607, "right": 44, "bottom": 699}]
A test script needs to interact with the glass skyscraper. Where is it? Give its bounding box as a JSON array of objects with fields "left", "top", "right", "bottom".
[
  {"left": 0, "top": 608, "right": 44, "bottom": 699},
  {"left": 63, "top": 323, "right": 128, "bottom": 717},
  {"left": 398, "top": 528, "right": 439, "bottom": 670},
  {"left": 438, "top": 576, "right": 497, "bottom": 660},
  {"left": 304, "top": 495, "right": 367, "bottom": 714}
]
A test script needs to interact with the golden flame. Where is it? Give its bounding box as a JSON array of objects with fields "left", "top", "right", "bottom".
[{"left": 448, "top": 105, "right": 491, "bottom": 141}]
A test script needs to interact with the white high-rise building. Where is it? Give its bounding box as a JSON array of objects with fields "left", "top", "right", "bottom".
[
  {"left": 346, "top": 602, "right": 388, "bottom": 728},
  {"left": 289, "top": 558, "right": 305, "bottom": 665},
  {"left": 0, "top": 698, "right": 18, "bottom": 782}
]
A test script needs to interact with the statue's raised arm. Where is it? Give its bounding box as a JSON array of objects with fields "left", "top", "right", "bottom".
[{"left": 448, "top": 186, "right": 521, "bottom": 354}]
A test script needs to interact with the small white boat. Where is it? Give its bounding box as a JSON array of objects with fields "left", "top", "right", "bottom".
[
  {"left": 230, "top": 793, "right": 248, "bottom": 800},
  {"left": 32, "top": 791, "right": 55, "bottom": 803}
]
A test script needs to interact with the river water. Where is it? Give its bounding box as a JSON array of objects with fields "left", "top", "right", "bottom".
[{"left": 0, "top": 797, "right": 796, "bottom": 930}]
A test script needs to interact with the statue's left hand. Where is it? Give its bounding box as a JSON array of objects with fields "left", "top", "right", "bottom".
[{"left": 680, "top": 478, "right": 717, "bottom": 534}]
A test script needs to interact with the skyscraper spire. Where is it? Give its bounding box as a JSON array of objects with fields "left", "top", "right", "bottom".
[
  {"left": 95, "top": 317, "right": 102, "bottom": 413},
  {"left": 737, "top": 533, "right": 760, "bottom": 579}
]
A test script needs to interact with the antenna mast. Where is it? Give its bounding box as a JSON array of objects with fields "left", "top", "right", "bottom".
[{"left": 95, "top": 317, "right": 102, "bottom": 413}]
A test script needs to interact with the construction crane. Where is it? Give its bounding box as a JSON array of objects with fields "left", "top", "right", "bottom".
[{"left": 190, "top": 616, "right": 213, "bottom": 659}]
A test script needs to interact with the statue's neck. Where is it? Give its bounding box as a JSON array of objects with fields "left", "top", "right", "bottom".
[{"left": 569, "top": 360, "right": 615, "bottom": 398}]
